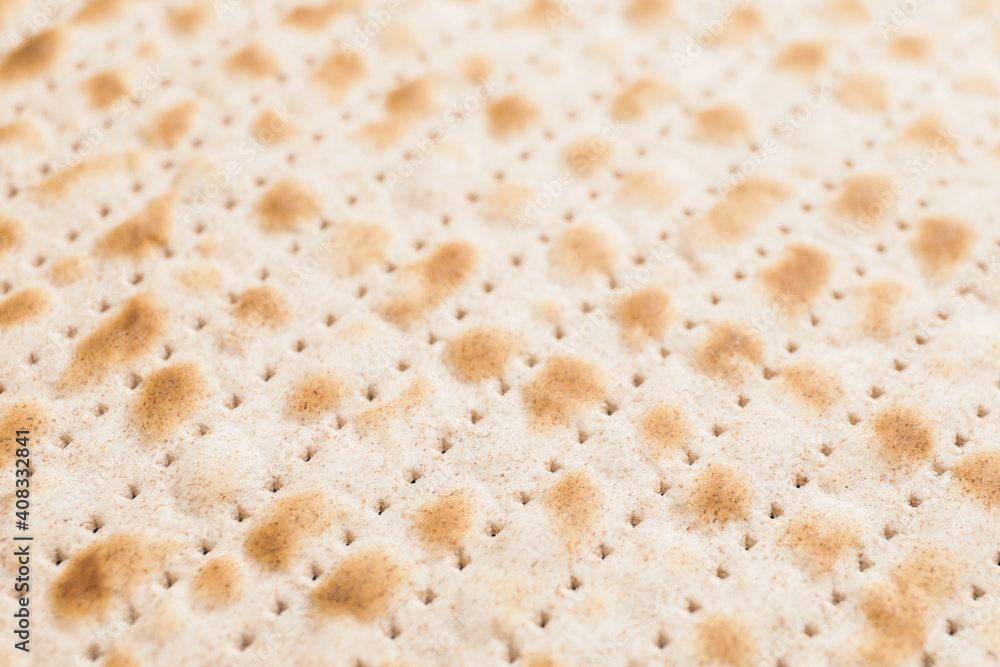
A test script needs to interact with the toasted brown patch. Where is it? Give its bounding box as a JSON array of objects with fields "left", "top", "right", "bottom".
[
  {"left": 899, "top": 114, "right": 955, "bottom": 151},
  {"left": 463, "top": 54, "right": 492, "bottom": 84},
  {"left": 313, "top": 547, "right": 409, "bottom": 621},
  {"left": 775, "top": 41, "right": 828, "bottom": 75},
  {"left": 953, "top": 450, "right": 1000, "bottom": 511},
  {"left": 910, "top": 216, "right": 975, "bottom": 278},
  {"left": 888, "top": 34, "right": 932, "bottom": 61},
  {"left": 699, "top": 177, "right": 789, "bottom": 241},
  {"left": 256, "top": 180, "right": 320, "bottom": 233},
  {"left": 0, "top": 120, "right": 43, "bottom": 148},
  {"left": 81, "top": 70, "right": 128, "bottom": 108},
  {"left": 828, "top": 0, "right": 869, "bottom": 21},
  {"left": 413, "top": 488, "right": 479, "bottom": 552},
  {"left": 694, "top": 104, "right": 751, "bottom": 144},
  {"left": 486, "top": 94, "right": 540, "bottom": 138},
  {"left": 564, "top": 136, "right": 614, "bottom": 176},
  {"left": 780, "top": 362, "right": 843, "bottom": 412},
  {"left": 551, "top": 225, "right": 617, "bottom": 277},
  {"left": 354, "top": 379, "right": 429, "bottom": 440},
  {"left": 835, "top": 72, "right": 888, "bottom": 111},
  {"left": 611, "top": 78, "right": 675, "bottom": 121},
  {"left": 330, "top": 222, "right": 389, "bottom": 275},
  {"left": 233, "top": 285, "right": 292, "bottom": 328},
  {"left": 618, "top": 171, "right": 675, "bottom": 208},
  {"left": 782, "top": 510, "right": 857, "bottom": 574},
  {"left": 715, "top": 6, "right": 764, "bottom": 43},
  {"left": 133, "top": 362, "right": 208, "bottom": 440},
  {"left": 759, "top": 244, "right": 833, "bottom": 311},
  {"left": 288, "top": 372, "right": 348, "bottom": 419},
  {"left": 75, "top": 0, "right": 131, "bottom": 22},
  {"left": 694, "top": 613, "right": 756, "bottom": 667},
  {"left": 871, "top": 404, "right": 935, "bottom": 471},
  {"left": 245, "top": 489, "right": 335, "bottom": 571},
  {"left": 63, "top": 294, "right": 167, "bottom": 388},
  {"left": 830, "top": 173, "right": 895, "bottom": 224},
  {"left": 284, "top": 0, "right": 362, "bottom": 29},
  {"left": 544, "top": 468, "right": 603, "bottom": 549},
  {"left": 685, "top": 462, "right": 752, "bottom": 524},
  {"left": 50, "top": 255, "right": 90, "bottom": 286},
  {"left": 178, "top": 263, "right": 222, "bottom": 292},
  {"left": 639, "top": 404, "right": 690, "bottom": 461},
  {"left": 0, "top": 401, "right": 49, "bottom": 467},
  {"left": 502, "top": 0, "right": 561, "bottom": 28},
  {"left": 695, "top": 322, "right": 763, "bottom": 380},
  {"left": 485, "top": 183, "right": 533, "bottom": 221},
  {"left": 523, "top": 356, "right": 604, "bottom": 429},
  {"left": 96, "top": 193, "right": 174, "bottom": 258},
  {"left": 147, "top": 102, "right": 197, "bottom": 149},
  {"left": 858, "top": 279, "right": 907, "bottom": 338},
  {"left": 51, "top": 533, "right": 168, "bottom": 622},
  {"left": 34, "top": 153, "right": 137, "bottom": 199},
  {"left": 252, "top": 109, "right": 296, "bottom": 144},
  {"left": 102, "top": 650, "right": 139, "bottom": 667},
  {"left": 190, "top": 556, "right": 243, "bottom": 610},
  {"left": 444, "top": 327, "right": 519, "bottom": 382},
  {"left": 225, "top": 44, "right": 278, "bottom": 78},
  {"left": 0, "top": 218, "right": 22, "bottom": 257},
  {"left": 0, "top": 29, "right": 62, "bottom": 81},
  {"left": 386, "top": 76, "right": 436, "bottom": 117},
  {"left": 167, "top": 4, "right": 211, "bottom": 33},
  {"left": 0, "top": 286, "right": 51, "bottom": 328},
  {"left": 379, "top": 241, "right": 479, "bottom": 327},
  {"left": 314, "top": 51, "right": 366, "bottom": 98},
  {"left": 624, "top": 0, "right": 671, "bottom": 23},
  {"left": 615, "top": 286, "right": 671, "bottom": 340}
]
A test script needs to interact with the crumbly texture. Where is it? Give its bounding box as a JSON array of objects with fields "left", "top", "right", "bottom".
[{"left": 1, "top": 0, "right": 1000, "bottom": 666}]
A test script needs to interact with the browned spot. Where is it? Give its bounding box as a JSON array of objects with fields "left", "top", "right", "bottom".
[
  {"left": 225, "top": 44, "right": 278, "bottom": 78},
  {"left": 256, "top": 180, "right": 320, "bottom": 233},
  {"left": 858, "top": 279, "right": 907, "bottom": 339},
  {"left": 685, "top": 462, "right": 752, "bottom": 524},
  {"left": 759, "top": 244, "right": 833, "bottom": 311},
  {"left": 190, "top": 556, "right": 243, "bottom": 610},
  {"left": 313, "top": 547, "right": 409, "bottom": 621},
  {"left": 889, "top": 34, "right": 932, "bottom": 61},
  {"left": 0, "top": 120, "right": 43, "bottom": 148},
  {"left": 0, "top": 286, "right": 51, "bottom": 328},
  {"left": 75, "top": 0, "right": 131, "bottom": 22},
  {"left": 618, "top": 171, "right": 675, "bottom": 208},
  {"left": 413, "top": 488, "right": 479, "bottom": 552},
  {"left": 953, "top": 450, "right": 1000, "bottom": 511},
  {"left": 780, "top": 362, "right": 842, "bottom": 412},
  {"left": 81, "top": 70, "right": 128, "bottom": 108},
  {"left": 899, "top": 114, "right": 955, "bottom": 151},
  {"left": 252, "top": 109, "right": 296, "bottom": 145},
  {"left": 871, "top": 404, "right": 935, "bottom": 471},
  {"left": 463, "top": 54, "right": 492, "bottom": 84},
  {"left": 523, "top": 356, "right": 604, "bottom": 429},
  {"left": 910, "top": 216, "right": 975, "bottom": 278},
  {"left": 694, "top": 104, "right": 751, "bottom": 144},
  {"left": 0, "top": 401, "right": 49, "bottom": 467},
  {"left": 639, "top": 404, "right": 690, "bottom": 461},
  {"left": 625, "top": 0, "right": 671, "bottom": 23},
  {"left": 715, "top": 6, "right": 763, "bottom": 43},
  {"left": 486, "top": 94, "right": 540, "bottom": 138},
  {"left": 167, "top": 4, "right": 211, "bottom": 33},
  {"left": 288, "top": 372, "right": 348, "bottom": 419},
  {"left": 386, "top": 76, "right": 436, "bottom": 117},
  {"left": 233, "top": 285, "right": 291, "bottom": 328},
  {"left": 245, "top": 489, "right": 335, "bottom": 570},
  {"left": 63, "top": 294, "right": 167, "bottom": 388},
  {"left": 444, "top": 327, "right": 519, "bottom": 382},
  {"left": 544, "top": 468, "right": 603, "bottom": 548},
  {"left": 102, "top": 650, "right": 139, "bottom": 667},
  {"left": 699, "top": 177, "right": 789, "bottom": 241},
  {"left": 354, "top": 379, "right": 429, "bottom": 440},
  {"left": 96, "top": 193, "right": 174, "bottom": 258},
  {"left": 836, "top": 72, "right": 888, "bottom": 111},
  {"left": 0, "top": 217, "right": 22, "bottom": 257},
  {"left": 831, "top": 173, "right": 895, "bottom": 224},
  {"left": 485, "top": 183, "right": 533, "bottom": 221},
  {"left": 147, "top": 102, "right": 197, "bottom": 149},
  {"left": 695, "top": 322, "right": 763, "bottom": 380},
  {"left": 284, "top": 0, "right": 362, "bottom": 29},
  {"left": 51, "top": 533, "right": 169, "bottom": 622},
  {"left": 828, "top": 0, "right": 869, "bottom": 21},
  {"left": 855, "top": 544, "right": 962, "bottom": 666},
  {"left": 551, "top": 225, "right": 617, "bottom": 277},
  {"left": 34, "top": 153, "right": 137, "bottom": 199},
  {"left": 615, "top": 286, "right": 671, "bottom": 340},
  {"left": 133, "top": 362, "right": 208, "bottom": 440},
  {"left": 314, "top": 51, "right": 366, "bottom": 98},
  {"left": 611, "top": 78, "right": 675, "bottom": 121},
  {"left": 178, "top": 263, "right": 222, "bottom": 292},
  {"left": 774, "top": 41, "right": 828, "bottom": 75},
  {"left": 502, "top": 0, "right": 561, "bottom": 28},
  {"left": 379, "top": 241, "right": 479, "bottom": 327},
  {"left": 330, "top": 222, "right": 388, "bottom": 275},
  {"left": 523, "top": 657, "right": 563, "bottom": 667},
  {"left": 51, "top": 254, "right": 90, "bottom": 286},
  {"left": 0, "top": 29, "right": 62, "bottom": 81},
  {"left": 694, "top": 613, "right": 756, "bottom": 667},
  {"left": 782, "top": 510, "right": 857, "bottom": 574},
  {"left": 564, "top": 136, "right": 614, "bottom": 176}
]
